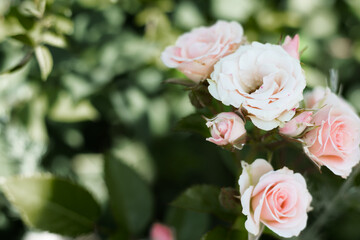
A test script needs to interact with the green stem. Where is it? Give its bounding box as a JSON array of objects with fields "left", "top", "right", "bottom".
[
  {"left": 0, "top": 50, "right": 33, "bottom": 75},
  {"left": 302, "top": 164, "right": 360, "bottom": 239},
  {"left": 267, "top": 151, "right": 273, "bottom": 164},
  {"left": 245, "top": 144, "right": 258, "bottom": 163}
]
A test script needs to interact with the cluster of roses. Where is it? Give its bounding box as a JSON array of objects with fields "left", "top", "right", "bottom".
[{"left": 161, "top": 21, "right": 360, "bottom": 238}]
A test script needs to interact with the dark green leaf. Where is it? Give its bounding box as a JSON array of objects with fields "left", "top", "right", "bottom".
[
  {"left": 171, "top": 185, "right": 236, "bottom": 222},
  {"left": 201, "top": 226, "right": 247, "bottom": 240},
  {"left": 165, "top": 78, "right": 196, "bottom": 87},
  {"left": 105, "top": 155, "right": 154, "bottom": 234},
  {"left": 219, "top": 187, "right": 241, "bottom": 213},
  {"left": 189, "top": 83, "right": 212, "bottom": 108},
  {"left": 1, "top": 174, "right": 101, "bottom": 237},
  {"left": 174, "top": 113, "right": 208, "bottom": 137},
  {"left": 166, "top": 207, "right": 210, "bottom": 240},
  {"left": 11, "top": 34, "right": 35, "bottom": 46},
  {"left": 201, "top": 226, "right": 228, "bottom": 240}
]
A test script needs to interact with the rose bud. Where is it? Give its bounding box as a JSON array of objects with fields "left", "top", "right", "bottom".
[
  {"left": 205, "top": 112, "right": 246, "bottom": 149},
  {"left": 239, "top": 159, "right": 312, "bottom": 238},
  {"left": 279, "top": 111, "right": 313, "bottom": 137},
  {"left": 150, "top": 223, "right": 175, "bottom": 240},
  {"left": 161, "top": 20, "right": 244, "bottom": 82},
  {"left": 282, "top": 34, "right": 300, "bottom": 59},
  {"left": 303, "top": 87, "right": 360, "bottom": 178}
]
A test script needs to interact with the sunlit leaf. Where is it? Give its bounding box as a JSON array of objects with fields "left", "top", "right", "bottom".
[
  {"left": 35, "top": 45, "right": 53, "bottom": 80},
  {"left": 42, "top": 32, "right": 67, "bottom": 48},
  {"left": 19, "top": 0, "right": 46, "bottom": 18},
  {"left": 49, "top": 92, "right": 99, "bottom": 122},
  {"left": 2, "top": 174, "right": 101, "bottom": 237}
]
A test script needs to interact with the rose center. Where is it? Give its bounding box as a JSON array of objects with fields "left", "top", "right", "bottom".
[
  {"left": 217, "top": 121, "right": 229, "bottom": 136},
  {"left": 247, "top": 74, "right": 264, "bottom": 94}
]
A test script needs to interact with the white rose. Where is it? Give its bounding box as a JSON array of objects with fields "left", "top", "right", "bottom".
[{"left": 208, "top": 42, "right": 306, "bottom": 130}]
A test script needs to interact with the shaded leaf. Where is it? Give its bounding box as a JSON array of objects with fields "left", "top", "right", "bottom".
[
  {"left": 165, "top": 78, "right": 196, "bottom": 87},
  {"left": 11, "top": 34, "right": 35, "bottom": 46},
  {"left": 1, "top": 174, "right": 101, "bottom": 237},
  {"left": 105, "top": 155, "right": 154, "bottom": 234},
  {"left": 174, "top": 113, "right": 208, "bottom": 137},
  {"left": 219, "top": 187, "right": 241, "bottom": 212},
  {"left": 189, "top": 83, "right": 212, "bottom": 108},
  {"left": 201, "top": 226, "right": 247, "bottom": 240},
  {"left": 165, "top": 207, "right": 209, "bottom": 240},
  {"left": 171, "top": 185, "right": 236, "bottom": 222}
]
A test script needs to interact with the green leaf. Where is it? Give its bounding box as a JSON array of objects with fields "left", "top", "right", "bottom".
[
  {"left": 189, "top": 83, "right": 212, "bottom": 108},
  {"left": 1, "top": 174, "right": 101, "bottom": 237},
  {"left": 201, "top": 226, "right": 247, "bottom": 240},
  {"left": 35, "top": 45, "right": 53, "bottom": 80},
  {"left": 11, "top": 34, "right": 36, "bottom": 46},
  {"left": 171, "top": 185, "right": 236, "bottom": 222},
  {"left": 0, "top": 51, "right": 33, "bottom": 76},
  {"left": 165, "top": 78, "right": 196, "bottom": 87},
  {"left": 19, "top": 0, "right": 46, "bottom": 18},
  {"left": 42, "top": 32, "right": 67, "bottom": 48},
  {"left": 201, "top": 226, "right": 228, "bottom": 240},
  {"left": 174, "top": 113, "right": 208, "bottom": 137},
  {"left": 49, "top": 92, "right": 99, "bottom": 122},
  {"left": 165, "top": 207, "right": 210, "bottom": 240},
  {"left": 105, "top": 155, "right": 154, "bottom": 234},
  {"left": 219, "top": 187, "right": 241, "bottom": 213}
]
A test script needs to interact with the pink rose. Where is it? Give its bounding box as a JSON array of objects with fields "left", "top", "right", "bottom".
[
  {"left": 150, "top": 223, "right": 174, "bottom": 240},
  {"left": 206, "top": 112, "right": 246, "bottom": 149},
  {"left": 303, "top": 87, "right": 360, "bottom": 178},
  {"left": 161, "top": 20, "right": 244, "bottom": 82},
  {"left": 239, "top": 159, "right": 312, "bottom": 238},
  {"left": 282, "top": 34, "right": 300, "bottom": 59},
  {"left": 279, "top": 111, "right": 313, "bottom": 137}
]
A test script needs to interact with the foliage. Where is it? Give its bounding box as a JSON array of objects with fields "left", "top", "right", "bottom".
[{"left": 0, "top": 0, "right": 360, "bottom": 240}]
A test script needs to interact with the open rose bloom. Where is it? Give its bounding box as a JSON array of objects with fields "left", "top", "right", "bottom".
[
  {"left": 208, "top": 41, "right": 306, "bottom": 130},
  {"left": 161, "top": 20, "right": 244, "bottom": 82},
  {"left": 239, "top": 159, "right": 312, "bottom": 238},
  {"left": 302, "top": 87, "right": 360, "bottom": 178}
]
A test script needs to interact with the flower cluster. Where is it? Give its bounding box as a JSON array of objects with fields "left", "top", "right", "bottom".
[{"left": 162, "top": 20, "right": 360, "bottom": 238}]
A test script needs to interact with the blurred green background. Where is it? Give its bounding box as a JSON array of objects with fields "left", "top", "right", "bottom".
[{"left": 1, "top": 0, "right": 360, "bottom": 239}]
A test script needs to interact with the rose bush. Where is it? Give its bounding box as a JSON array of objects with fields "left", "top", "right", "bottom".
[
  {"left": 161, "top": 20, "right": 244, "bottom": 82},
  {"left": 302, "top": 87, "right": 360, "bottom": 178},
  {"left": 207, "top": 42, "right": 306, "bottom": 130},
  {"left": 239, "top": 159, "right": 312, "bottom": 238}
]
